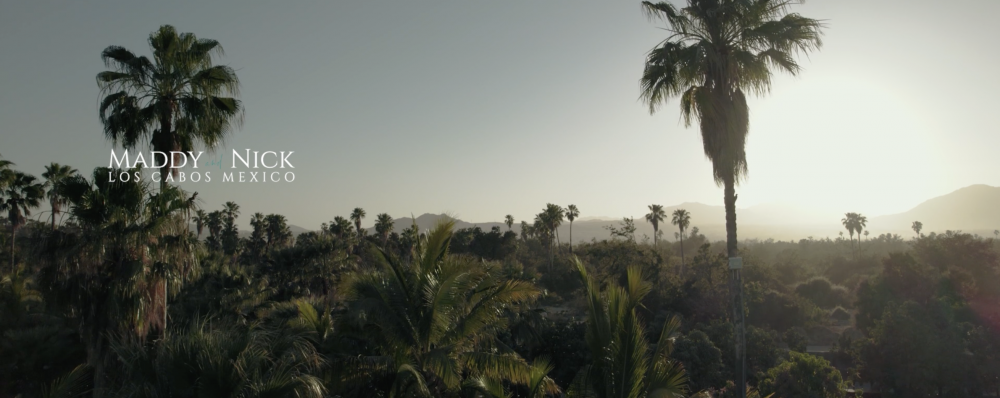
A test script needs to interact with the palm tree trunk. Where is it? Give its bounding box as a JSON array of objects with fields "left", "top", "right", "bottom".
[
  {"left": 569, "top": 221, "right": 573, "bottom": 253},
  {"left": 159, "top": 113, "right": 174, "bottom": 191},
  {"left": 162, "top": 279, "right": 168, "bottom": 340},
  {"left": 724, "top": 179, "right": 746, "bottom": 398},
  {"left": 51, "top": 208, "right": 57, "bottom": 231},
  {"left": 679, "top": 231, "right": 685, "bottom": 275}
]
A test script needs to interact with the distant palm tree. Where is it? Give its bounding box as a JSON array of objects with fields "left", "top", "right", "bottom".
[
  {"left": 505, "top": 214, "right": 514, "bottom": 231},
  {"left": 544, "top": 203, "right": 565, "bottom": 247},
  {"left": 2, "top": 172, "right": 45, "bottom": 271},
  {"left": 857, "top": 214, "right": 868, "bottom": 245},
  {"left": 97, "top": 25, "right": 243, "bottom": 189},
  {"left": 645, "top": 204, "right": 666, "bottom": 248},
  {"left": 841, "top": 213, "right": 854, "bottom": 246},
  {"left": 192, "top": 209, "right": 207, "bottom": 238},
  {"left": 994, "top": 229, "right": 999, "bottom": 239},
  {"left": 520, "top": 221, "right": 531, "bottom": 242},
  {"left": 331, "top": 216, "right": 353, "bottom": 241},
  {"left": 864, "top": 230, "right": 869, "bottom": 241},
  {"left": 566, "top": 204, "right": 580, "bottom": 252},
  {"left": 671, "top": 208, "right": 691, "bottom": 272},
  {"left": 841, "top": 212, "right": 863, "bottom": 255},
  {"left": 41, "top": 163, "right": 77, "bottom": 231},
  {"left": 350, "top": 207, "right": 366, "bottom": 238},
  {"left": 264, "top": 213, "right": 292, "bottom": 250},
  {"left": 375, "top": 213, "right": 394, "bottom": 247},
  {"left": 206, "top": 210, "right": 223, "bottom": 241},
  {"left": 912, "top": 221, "right": 923, "bottom": 238},
  {"left": 222, "top": 201, "right": 241, "bottom": 254}
]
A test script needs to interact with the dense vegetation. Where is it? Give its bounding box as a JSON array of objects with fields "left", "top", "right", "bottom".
[{"left": 3, "top": 158, "right": 1000, "bottom": 398}]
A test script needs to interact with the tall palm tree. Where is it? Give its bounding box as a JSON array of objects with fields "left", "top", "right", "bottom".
[
  {"left": 646, "top": 204, "right": 666, "bottom": 248},
  {"left": 505, "top": 214, "right": 515, "bottom": 231},
  {"left": 97, "top": 25, "right": 243, "bottom": 189},
  {"left": 41, "top": 163, "right": 78, "bottom": 231},
  {"left": 374, "top": 213, "right": 394, "bottom": 247},
  {"left": 640, "top": 7, "right": 823, "bottom": 392},
  {"left": 350, "top": 208, "right": 366, "bottom": 239},
  {"left": 640, "top": 0, "right": 822, "bottom": 259},
  {"left": 569, "top": 257, "right": 689, "bottom": 398},
  {"left": 2, "top": 172, "right": 45, "bottom": 271},
  {"left": 670, "top": 208, "right": 691, "bottom": 271},
  {"left": 566, "top": 204, "right": 580, "bottom": 252},
  {"left": 911, "top": 221, "right": 923, "bottom": 239},
  {"left": 340, "top": 220, "right": 540, "bottom": 397}
]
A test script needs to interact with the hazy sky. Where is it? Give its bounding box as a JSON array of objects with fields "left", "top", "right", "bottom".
[{"left": 2, "top": 0, "right": 998, "bottom": 229}]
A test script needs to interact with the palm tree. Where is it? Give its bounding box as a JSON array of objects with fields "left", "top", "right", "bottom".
[
  {"left": 569, "top": 257, "right": 689, "bottom": 398},
  {"left": 841, "top": 213, "right": 858, "bottom": 252},
  {"left": 2, "top": 172, "right": 45, "bottom": 271},
  {"left": 864, "top": 230, "right": 869, "bottom": 241},
  {"left": 97, "top": 25, "right": 243, "bottom": 189},
  {"left": 645, "top": 204, "right": 667, "bottom": 248},
  {"left": 544, "top": 203, "right": 565, "bottom": 247},
  {"left": 350, "top": 207, "right": 366, "bottom": 239},
  {"left": 640, "top": 0, "right": 822, "bottom": 259},
  {"left": 0, "top": 155, "right": 14, "bottom": 188},
  {"left": 912, "top": 221, "right": 923, "bottom": 239},
  {"left": 374, "top": 213, "right": 394, "bottom": 247},
  {"left": 109, "top": 324, "right": 324, "bottom": 398},
  {"left": 42, "top": 168, "right": 196, "bottom": 390},
  {"left": 264, "top": 214, "right": 292, "bottom": 250},
  {"left": 331, "top": 216, "right": 353, "bottom": 242},
  {"left": 671, "top": 208, "right": 691, "bottom": 272},
  {"left": 856, "top": 214, "right": 868, "bottom": 248},
  {"left": 505, "top": 214, "right": 514, "bottom": 231},
  {"left": 640, "top": 7, "right": 822, "bottom": 391},
  {"left": 222, "top": 201, "right": 241, "bottom": 255},
  {"left": 994, "top": 230, "right": 998, "bottom": 240},
  {"left": 192, "top": 209, "right": 207, "bottom": 238},
  {"left": 340, "top": 220, "right": 541, "bottom": 397},
  {"left": 566, "top": 204, "right": 580, "bottom": 252},
  {"left": 41, "top": 163, "right": 78, "bottom": 231}
]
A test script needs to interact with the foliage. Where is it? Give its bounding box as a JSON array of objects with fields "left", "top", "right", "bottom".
[
  {"left": 759, "top": 351, "right": 845, "bottom": 398},
  {"left": 568, "top": 257, "right": 688, "bottom": 398}
]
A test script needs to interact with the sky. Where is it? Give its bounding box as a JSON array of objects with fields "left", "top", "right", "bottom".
[{"left": 1, "top": 0, "right": 998, "bottom": 229}]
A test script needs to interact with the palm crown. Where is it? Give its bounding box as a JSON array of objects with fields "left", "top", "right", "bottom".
[
  {"left": 42, "top": 163, "right": 78, "bottom": 230},
  {"left": 97, "top": 25, "right": 243, "bottom": 186},
  {"left": 340, "top": 220, "right": 541, "bottom": 397},
  {"left": 640, "top": 0, "right": 823, "bottom": 185}
]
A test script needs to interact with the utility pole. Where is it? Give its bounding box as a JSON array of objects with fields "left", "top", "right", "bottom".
[{"left": 730, "top": 257, "right": 746, "bottom": 398}]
